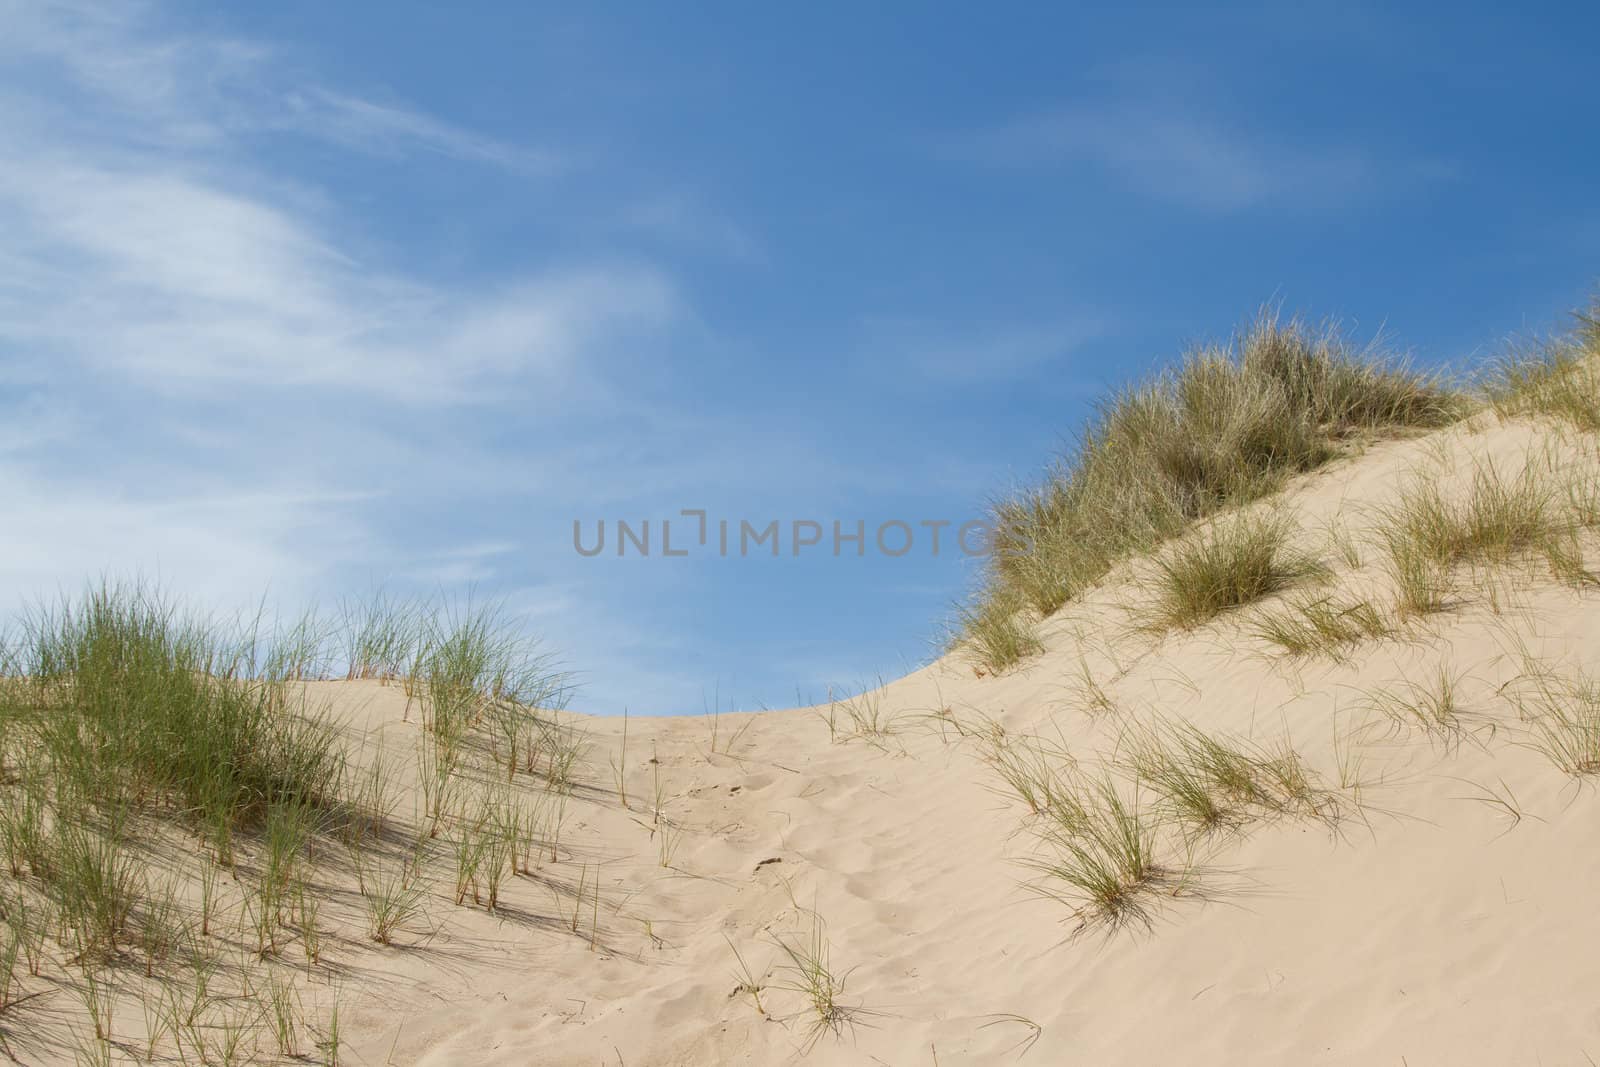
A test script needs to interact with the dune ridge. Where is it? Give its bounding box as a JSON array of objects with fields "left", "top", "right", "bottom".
[{"left": 4, "top": 308, "right": 1600, "bottom": 1065}]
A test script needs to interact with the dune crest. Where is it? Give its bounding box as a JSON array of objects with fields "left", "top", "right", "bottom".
[{"left": 6, "top": 326, "right": 1600, "bottom": 1066}]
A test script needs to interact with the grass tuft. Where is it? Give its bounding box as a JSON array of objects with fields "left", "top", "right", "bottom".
[
  {"left": 1508, "top": 668, "right": 1600, "bottom": 776},
  {"left": 1363, "top": 665, "right": 1482, "bottom": 751},
  {"left": 976, "top": 721, "right": 1075, "bottom": 817},
  {"left": 1486, "top": 301, "right": 1600, "bottom": 432},
  {"left": 1127, "top": 720, "right": 1346, "bottom": 837},
  {"left": 1146, "top": 512, "right": 1326, "bottom": 631},
  {"left": 1377, "top": 459, "right": 1600, "bottom": 615},
  {"left": 1250, "top": 592, "right": 1395, "bottom": 658},
  {"left": 1029, "top": 773, "right": 1180, "bottom": 935},
  {"left": 771, "top": 911, "right": 864, "bottom": 1050},
  {"left": 953, "top": 594, "right": 1044, "bottom": 674},
  {"left": 824, "top": 678, "right": 904, "bottom": 747}
]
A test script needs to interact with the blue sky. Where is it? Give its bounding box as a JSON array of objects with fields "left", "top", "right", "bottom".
[{"left": 2, "top": 1, "right": 1596, "bottom": 714}]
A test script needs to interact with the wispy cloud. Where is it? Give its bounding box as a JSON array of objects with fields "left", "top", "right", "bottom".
[
  {"left": 946, "top": 97, "right": 1454, "bottom": 212},
  {"left": 0, "top": 0, "right": 683, "bottom": 626},
  {"left": 621, "top": 191, "right": 765, "bottom": 263},
  {"left": 0, "top": 462, "right": 374, "bottom": 610},
  {"left": 274, "top": 89, "right": 566, "bottom": 176},
  {"left": 0, "top": 157, "right": 676, "bottom": 400},
  {"left": 0, "top": 2, "right": 675, "bottom": 405},
  {"left": 0, "top": 0, "right": 562, "bottom": 170},
  {"left": 858, "top": 313, "right": 1109, "bottom": 385}
]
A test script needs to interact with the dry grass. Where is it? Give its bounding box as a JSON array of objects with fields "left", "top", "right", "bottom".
[
  {"left": 825, "top": 678, "right": 904, "bottom": 747},
  {"left": 1506, "top": 667, "right": 1600, "bottom": 776},
  {"left": 1486, "top": 301, "right": 1600, "bottom": 432},
  {"left": 1376, "top": 459, "right": 1600, "bottom": 616},
  {"left": 1250, "top": 592, "right": 1396, "bottom": 658},
  {"left": 1127, "top": 720, "right": 1347, "bottom": 838},
  {"left": 962, "top": 310, "right": 1462, "bottom": 670},
  {"left": 954, "top": 594, "right": 1044, "bottom": 674},
  {"left": 1146, "top": 511, "right": 1327, "bottom": 632},
  {"left": 1362, "top": 665, "right": 1486, "bottom": 752}
]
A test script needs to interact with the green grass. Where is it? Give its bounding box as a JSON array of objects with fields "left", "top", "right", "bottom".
[
  {"left": 0, "top": 579, "right": 575, "bottom": 1062},
  {"left": 770, "top": 911, "right": 863, "bottom": 1050},
  {"left": 341, "top": 587, "right": 424, "bottom": 682},
  {"left": 6, "top": 583, "right": 348, "bottom": 859},
  {"left": 962, "top": 311, "right": 1462, "bottom": 669},
  {"left": 1146, "top": 511, "right": 1326, "bottom": 631},
  {"left": 420, "top": 597, "right": 572, "bottom": 781},
  {"left": 1128, "top": 724, "right": 1260, "bottom": 837},
  {"left": 976, "top": 721, "right": 1075, "bottom": 816},
  {"left": 1029, "top": 773, "right": 1177, "bottom": 935},
  {"left": 54, "top": 812, "right": 141, "bottom": 963}
]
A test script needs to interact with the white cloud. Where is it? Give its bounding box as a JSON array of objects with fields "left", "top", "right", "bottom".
[
  {"left": 0, "top": 1, "right": 680, "bottom": 627},
  {"left": 0, "top": 0, "right": 557, "bottom": 170},
  {"left": 0, "top": 160, "right": 676, "bottom": 400},
  {"left": 0, "top": 460, "right": 373, "bottom": 611}
]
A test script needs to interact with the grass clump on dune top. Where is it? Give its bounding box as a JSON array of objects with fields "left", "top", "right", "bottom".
[
  {"left": 8, "top": 582, "right": 346, "bottom": 849},
  {"left": 953, "top": 593, "right": 1045, "bottom": 674},
  {"left": 0, "top": 580, "right": 576, "bottom": 1060},
  {"left": 1487, "top": 300, "right": 1600, "bottom": 433},
  {"left": 960, "top": 311, "right": 1463, "bottom": 670}
]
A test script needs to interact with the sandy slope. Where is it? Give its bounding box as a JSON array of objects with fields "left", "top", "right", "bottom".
[
  {"left": 250, "top": 415, "right": 1598, "bottom": 1067},
  {"left": 10, "top": 414, "right": 1574, "bottom": 1066}
]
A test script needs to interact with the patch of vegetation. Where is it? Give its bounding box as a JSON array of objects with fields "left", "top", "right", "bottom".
[
  {"left": 1362, "top": 665, "right": 1484, "bottom": 752},
  {"left": 954, "top": 593, "right": 1044, "bottom": 674},
  {"left": 0, "top": 580, "right": 574, "bottom": 1063},
  {"left": 975, "top": 719, "right": 1075, "bottom": 816},
  {"left": 771, "top": 910, "right": 867, "bottom": 1050},
  {"left": 1250, "top": 592, "right": 1396, "bottom": 658},
  {"left": 8, "top": 582, "right": 346, "bottom": 861},
  {"left": 1486, "top": 300, "right": 1600, "bottom": 432},
  {"left": 961, "top": 311, "right": 1463, "bottom": 669},
  {"left": 1146, "top": 511, "right": 1326, "bottom": 632},
  {"left": 1376, "top": 459, "right": 1600, "bottom": 616},
  {"left": 1507, "top": 667, "right": 1600, "bottom": 776},
  {"left": 1028, "top": 773, "right": 1180, "bottom": 936},
  {"left": 1128, "top": 720, "right": 1347, "bottom": 837}
]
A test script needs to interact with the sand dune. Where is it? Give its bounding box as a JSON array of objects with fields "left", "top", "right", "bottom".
[
  {"left": 302, "top": 416, "right": 1600, "bottom": 1066},
  {"left": 6, "top": 394, "right": 1600, "bottom": 1066}
]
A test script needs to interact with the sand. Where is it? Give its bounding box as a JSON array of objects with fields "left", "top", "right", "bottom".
[
  {"left": 296, "top": 415, "right": 1600, "bottom": 1066},
  {"left": 11, "top": 414, "right": 1600, "bottom": 1066}
]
